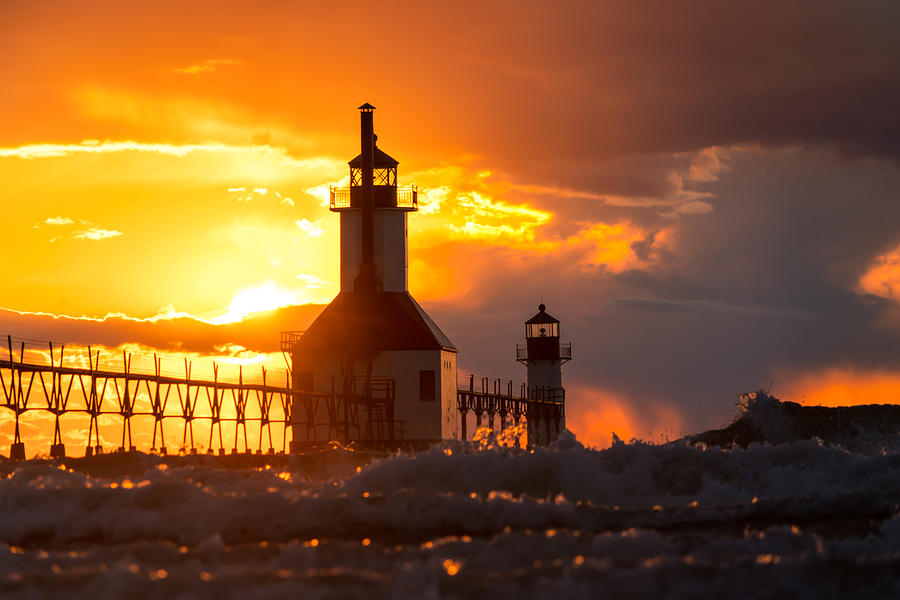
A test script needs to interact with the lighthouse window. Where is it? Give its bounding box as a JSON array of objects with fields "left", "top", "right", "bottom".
[
  {"left": 419, "top": 370, "right": 436, "bottom": 402},
  {"left": 526, "top": 322, "right": 558, "bottom": 338},
  {"left": 350, "top": 167, "right": 397, "bottom": 187},
  {"left": 374, "top": 168, "right": 396, "bottom": 186}
]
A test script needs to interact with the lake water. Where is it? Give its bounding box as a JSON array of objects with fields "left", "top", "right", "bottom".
[{"left": 1, "top": 423, "right": 899, "bottom": 599}]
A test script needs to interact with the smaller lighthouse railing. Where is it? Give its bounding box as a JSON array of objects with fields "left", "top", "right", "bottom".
[{"left": 516, "top": 342, "right": 572, "bottom": 362}]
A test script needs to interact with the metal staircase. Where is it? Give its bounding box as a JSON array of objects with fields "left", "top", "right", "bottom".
[{"left": 341, "top": 358, "right": 401, "bottom": 443}]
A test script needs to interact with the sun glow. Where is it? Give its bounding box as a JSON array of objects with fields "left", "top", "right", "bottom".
[
  {"left": 779, "top": 368, "right": 900, "bottom": 408},
  {"left": 209, "top": 281, "right": 331, "bottom": 324},
  {"left": 566, "top": 384, "right": 685, "bottom": 447}
]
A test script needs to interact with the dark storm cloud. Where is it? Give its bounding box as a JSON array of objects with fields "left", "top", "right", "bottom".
[
  {"left": 456, "top": 1, "right": 900, "bottom": 166},
  {"left": 440, "top": 0, "right": 900, "bottom": 233},
  {"left": 384, "top": 0, "right": 900, "bottom": 223},
  {"left": 419, "top": 147, "right": 900, "bottom": 432},
  {"left": 647, "top": 149, "right": 900, "bottom": 314}
]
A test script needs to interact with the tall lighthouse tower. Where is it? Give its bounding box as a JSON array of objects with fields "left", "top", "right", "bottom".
[
  {"left": 335, "top": 103, "right": 414, "bottom": 293},
  {"left": 286, "top": 104, "right": 458, "bottom": 447},
  {"left": 517, "top": 304, "right": 572, "bottom": 445}
]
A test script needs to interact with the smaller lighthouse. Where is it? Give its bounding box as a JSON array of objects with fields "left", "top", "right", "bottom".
[{"left": 517, "top": 304, "right": 572, "bottom": 445}]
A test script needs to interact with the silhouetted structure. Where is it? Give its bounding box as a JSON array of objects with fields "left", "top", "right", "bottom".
[
  {"left": 517, "top": 304, "right": 571, "bottom": 444},
  {"left": 1, "top": 337, "right": 296, "bottom": 459},
  {"left": 284, "top": 104, "right": 458, "bottom": 449}
]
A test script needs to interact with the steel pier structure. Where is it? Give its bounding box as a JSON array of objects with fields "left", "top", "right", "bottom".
[
  {"left": 456, "top": 374, "right": 565, "bottom": 443},
  {"left": 0, "top": 336, "right": 368, "bottom": 460},
  {"left": 1, "top": 335, "right": 564, "bottom": 459}
]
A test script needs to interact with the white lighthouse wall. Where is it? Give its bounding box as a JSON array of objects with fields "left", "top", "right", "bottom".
[
  {"left": 527, "top": 359, "right": 565, "bottom": 446},
  {"left": 527, "top": 360, "right": 563, "bottom": 391},
  {"left": 289, "top": 350, "right": 342, "bottom": 445},
  {"left": 440, "top": 350, "right": 458, "bottom": 439},
  {"left": 369, "top": 350, "right": 457, "bottom": 442},
  {"left": 339, "top": 212, "right": 359, "bottom": 291},
  {"left": 291, "top": 349, "right": 457, "bottom": 443},
  {"left": 340, "top": 210, "right": 408, "bottom": 292},
  {"left": 377, "top": 212, "right": 408, "bottom": 292}
]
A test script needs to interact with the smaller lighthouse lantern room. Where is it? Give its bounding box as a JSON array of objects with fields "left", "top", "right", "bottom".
[{"left": 517, "top": 303, "right": 572, "bottom": 445}]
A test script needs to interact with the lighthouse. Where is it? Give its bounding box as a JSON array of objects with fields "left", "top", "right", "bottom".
[
  {"left": 286, "top": 104, "right": 458, "bottom": 447},
  {"left": 516, "top": 304, "right": 572, "bottom": 445}
]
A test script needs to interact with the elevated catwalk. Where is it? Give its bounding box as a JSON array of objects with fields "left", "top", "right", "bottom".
[{"left": 1, "top": 336, "right": 565, "bottom": 458}]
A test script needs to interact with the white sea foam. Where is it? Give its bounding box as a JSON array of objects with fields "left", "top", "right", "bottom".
[{"left": 1, "top": 412, "right": 898, "bottom": 598}]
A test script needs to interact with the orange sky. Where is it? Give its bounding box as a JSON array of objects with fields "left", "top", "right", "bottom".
[{"left": 3, "top": 1, "right": 900, "bottom": 449}]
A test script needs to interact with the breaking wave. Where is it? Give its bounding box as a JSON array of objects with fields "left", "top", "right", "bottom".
[{"left": 1, "top": 396, "right": 899, "bottom": 599}]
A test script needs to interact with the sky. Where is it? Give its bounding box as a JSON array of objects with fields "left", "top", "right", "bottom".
[{"left": 2, "top": 0, "right": 900, "bottom": 447}]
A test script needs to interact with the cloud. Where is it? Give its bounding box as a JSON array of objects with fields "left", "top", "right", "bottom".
[
  {"left": 688, "top": 147, "right": 732, "bottom": 183},
  {"left": 227, "top": 185, "right": 299, "bottom": 205},
  {"left": 72, "top": 227, "right": 122, "bottom": 241},
  {"left": 295, "top": 218, "right": 323, "bottom": 237},
  {"left": 418, "top": 187, "right": 449, "bottom": 215},
  {"left": 0, "top": 140, "right": 270, "bottom": 159},
  {"left": 447, "top": 192, "right": 551, "bottom": 244},
  {"left": 40, "top": 216, "right": 123, "bottom": 243},
  {"left": 407, "top": 167, "right": 657, "bottom": 273},
  {"left": 567, "top": 222, "right": 651, "bottom": 272},
  {"left": 455, "top": 190, "right": 550, "bottom": 223},
  {"left": 304, "top": 176, "right": 349, "bottom": 208},
  {"left": 273, "top": 191, "right": 295, "bottom": 207},
  {"left": 296, "top": 273, "right": 329, "bottom": 289},
  {"left": 172, "top": 58, "right": 240, "bottom": 75},
  {"left": 506, "top": 182, "right": 604, "bottom": 200},
  {"left": 0, "top": 302, "right": 323, "bottom": 356},
  {"left": 859, "top": 242, "right": 900, "bottom": 303},
  {"left": 67, "top": 85, "right": 329, "bottom": 158}
]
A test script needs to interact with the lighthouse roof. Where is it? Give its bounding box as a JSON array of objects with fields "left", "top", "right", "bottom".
[
  {"left": 526, "top": 303, "right": 559, "bottom": 324},
  {"left": 349, "top": 146, "right": 399, "bottom": 168},
  {"left": 294, "top": 291, "right": 456, "bottom": 354}
]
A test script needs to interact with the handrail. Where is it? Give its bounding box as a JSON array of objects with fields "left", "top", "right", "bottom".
[
  {"left": 280, "top": 331, "right": 305, "bottom": 352},
  {"left": 329, "top": 185, "right": 418, "bottom": 210},
  {"left": 515, "top": 342, "right": 573, "bottom": 362}
]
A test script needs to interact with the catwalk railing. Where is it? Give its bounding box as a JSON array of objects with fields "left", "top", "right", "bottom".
[
  {"left": 0, "top": 336, "right": 302, "bottom": 460},
  {"left": 456, "top": 374, "right": 565, "bottom": 441}
]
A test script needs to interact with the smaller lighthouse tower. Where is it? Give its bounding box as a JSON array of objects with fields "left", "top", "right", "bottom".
[{"left": 517, "top": 304, "right": 572, "bottom": 445}]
